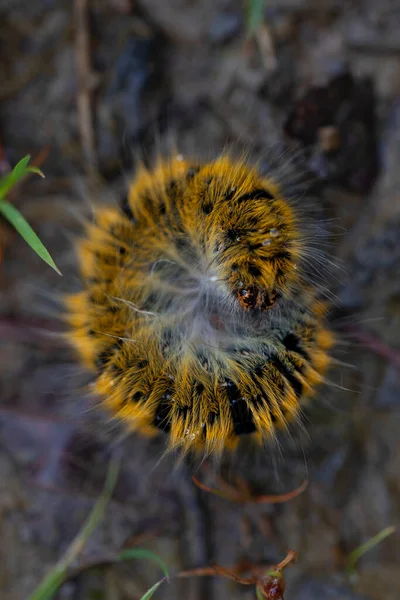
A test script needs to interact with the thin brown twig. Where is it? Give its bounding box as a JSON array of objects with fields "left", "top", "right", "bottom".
[
  {"left": 192, "top": 475, "right": 308, "bottom": 505},
  {"left": 253, "top": 479, "right": 308, "bottom": 504},
  {"left": 177, "top": 549, "right": 297, "bottom": 585},
  {"left": 74, "top": 0, "right": 98, "bottom": 176},
  {"left": 177, "top": 565, "right": 221, "bottom": 578},
  {"left": 276, "top": 549, "right": 297, "bottom": 571},
  {"left": 177, "top": 562, "right": 260, "bottom": 581},
  {"left": 212, "top": 564, "right": 257, "bottom": 585}
]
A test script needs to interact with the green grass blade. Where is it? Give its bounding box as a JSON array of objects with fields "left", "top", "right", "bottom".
[
  {"left": 117, "top": 549, "right": 169, "bottom": 580},
  {"left": 139, "top": 579, "right": 165, "bottom": 600},
  {"left": 346, "top": 525, "right": 396, "bottom": 575},
  {"left": 27, "top": 567, "right": 66, "bottom": 600},
  {"left": 0, "top": 200, "right": 61, "bottom": 275},
  {"left": 26, "top": 165, "right": 45, "bottom": 177},
  {"left": 11, "top": 155, "right": 32, "bottom": 180},
  {"left": 0, "top": 155, "right": 43, "bottom": 199},
  {"left": 27, "top": 454, "right": 121, "bottom": 600},
  {"left": 0, "top": 172, "right": 17, "bottom": 200},
  {"left": 61, "top": 454, "right": 120, "bottom": 567},
  {"left": 246, "top": 0, "right": 265, "bottom": 36}
]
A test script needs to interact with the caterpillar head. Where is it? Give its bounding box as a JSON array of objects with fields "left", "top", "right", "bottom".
[{"left": 183, "top": 157, "right": 303, "bottom": 311}]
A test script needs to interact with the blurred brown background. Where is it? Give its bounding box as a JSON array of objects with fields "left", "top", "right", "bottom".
[{"left": 0, "top": 1, "right": 400, "bottom": 599}]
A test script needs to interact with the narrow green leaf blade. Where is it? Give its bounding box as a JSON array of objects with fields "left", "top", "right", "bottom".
[
  {"left": 62, "top": 454, "right": 120, "bottom": 565},
  {"left": 117, "top": 549, "right": 169, "bottom": 580},
  {"left": 0, "top": 155, "right": 31, "bottom": 198},
  {"left": 27, "top": 166, "right": 45, "bottom": 178},
  {"left": 12, "top": 154, "right": 32, "bottom": 180},
  {"left": 346, "top": 525, "right": 396, "bottom": 575},
  {"left": 139, "top": 579, "right": 165, "bottom": 600},
  {"left": 0, "top": 200, "right": 62, "bottom": 275},
  {"left": 27, "top": 567, "right": 65, "bottom": 600},
  {"left": 0, "top": 172, "right": 17, "bottom": 200},
  {"left": 247, "top": 0, "right": 265, "bottom": 36},
  {"left": 0, "top": 155, "right": 44, "bottom": 200},
  {"left": 27, "top": 455, "right": 121, "bottom": 600}
]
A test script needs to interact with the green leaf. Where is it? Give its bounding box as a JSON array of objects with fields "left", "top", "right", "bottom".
[
  {"left": 139, "top": 579, "right": 165, "bottom": 600},
  {"left": 117, "top": 549, "right": 169, "bottom": 580},
  {"left": 0, "top": 154, "right": 56, "bottom": 274},
  {"left": 12, "top": 154, "right": 32, "bottom": 180},
  {"left": 0, "top": 155, "right": 44, "bottom": 200},
  {"left": 0, "top": 200, "right": 61, "bottom": 275},
  {"left": 0, "top": 171, "right": 17, "bottom": 200}
]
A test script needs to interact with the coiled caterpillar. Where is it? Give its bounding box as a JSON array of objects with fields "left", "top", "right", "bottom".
[{"left": 66, "top": 154, "right": 334, "bottom": 455}]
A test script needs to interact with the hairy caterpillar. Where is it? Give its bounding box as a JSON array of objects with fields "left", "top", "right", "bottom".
[{"left": 65, "top": 153, "right": 334, "bottom": 456}]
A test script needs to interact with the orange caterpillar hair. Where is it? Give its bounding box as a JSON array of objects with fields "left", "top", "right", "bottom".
[{"left": 65, "top": 154, "right": 334, "bottom": 455}]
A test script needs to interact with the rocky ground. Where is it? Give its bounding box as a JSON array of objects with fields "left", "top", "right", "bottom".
[{"left": 0, "top": 1, "right": 400, "bottom": 599}]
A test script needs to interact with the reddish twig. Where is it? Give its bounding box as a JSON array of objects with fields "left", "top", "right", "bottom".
[
  {"left": 177, "top": 549, "right": 297, "bottom": 599},
  {"left": 192, "top": 475, "right": 308, "bottom": 505}
]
